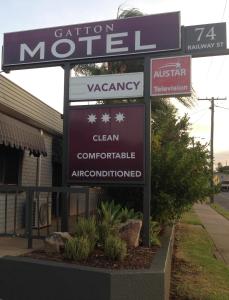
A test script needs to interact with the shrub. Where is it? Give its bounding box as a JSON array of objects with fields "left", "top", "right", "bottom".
[
  {"left": 64, "top": 237, "right": 90, "bottom": 261},
  {"left": 75, "top": 217, "right": 98, "bottom": 253},
  {"left": 150, "top": 220, "right": 161, "bottom": 246},
  {"left": 97, "top": 221, "right": 117, "bottom": 247},
  {"left": 118, "top": 207, "right": 143, "bottom": 223},
  {"left": 98, "top": 200, "right": 121, "bottom": 225},
  {"left": 98, "top": 200, "right": 142, "bottom": 224},
  {"left": 104, "top": 235, "right": 127, "bottom": 261}
]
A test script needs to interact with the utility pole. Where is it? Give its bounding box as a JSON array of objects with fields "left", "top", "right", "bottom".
[{"left": 198, "top": 97, "right": 227, "bottom": 203}]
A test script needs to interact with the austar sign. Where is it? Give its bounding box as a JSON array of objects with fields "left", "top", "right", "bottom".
[{"left": 150, "top": 55, "right": 191, "bottom": 97}]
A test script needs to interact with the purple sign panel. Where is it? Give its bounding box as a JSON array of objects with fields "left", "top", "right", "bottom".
[
  {"left": 68, "top": 105, "right": 145, "bottom": 184},
  {"left": 2, "top": 12, "right": 180, "bottom": 70}
]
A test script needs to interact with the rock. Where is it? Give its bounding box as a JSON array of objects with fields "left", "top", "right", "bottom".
[
  {"left": 53, "top": 232, "right": 72, "bottom": 242},
  {"left": 118, "top": 219, "right": 142, "bottom": 248},
  {"left": 44, "top": 232, "right": 72, "bottom": 253}
]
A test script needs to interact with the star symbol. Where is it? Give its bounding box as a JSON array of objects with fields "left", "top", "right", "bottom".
[
  {"left": 101, "top": 113, "right": 111, "bottom": 123},
  {"left": 175, "top": 62, "right": 181, "bottom": 68},
  {"left": 87, "top": 114, "right": 97, "bottom": 124},
  {"left": 115, "top": 112, "right": 125, "bottom": 123}
]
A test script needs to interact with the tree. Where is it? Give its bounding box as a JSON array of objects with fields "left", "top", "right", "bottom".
[{"left": 151, "top": 105, "right": 212, "bottom": 223}]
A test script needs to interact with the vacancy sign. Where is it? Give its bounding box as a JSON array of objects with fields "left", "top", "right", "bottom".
[
  {"left": 69, "top": 73, "right": 143, "bottom": 101},
  {"left": 68, "top": 105, "right": 145, "bottom": 184},
  {"left": 150, "top": 55, "right": 191, "bottom": 97}
]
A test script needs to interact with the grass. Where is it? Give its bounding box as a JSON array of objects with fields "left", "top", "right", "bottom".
[
  {"left": 170, "top": 209, "right": 229, "bottom": 300},
  {"left": 180, "top": 209, "right": 202, "bottom": 226},
  {"left": 210, "top": 203, "right": 229, "bottom": 221}
]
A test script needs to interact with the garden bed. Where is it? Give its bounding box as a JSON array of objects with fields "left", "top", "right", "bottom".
[
  {"left": 0, "top": 226, "right": 174, "bottom": 300},
  {"left": 24, "top": 245, "right": 158, "bottom": 270}
]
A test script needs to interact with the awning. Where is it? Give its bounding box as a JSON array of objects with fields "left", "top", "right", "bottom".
[{"left": 0, "top": 112, "right": 47, "bottom": 156}]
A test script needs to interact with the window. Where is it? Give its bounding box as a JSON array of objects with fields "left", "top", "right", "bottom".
[{"left": 0, "top": 145, "right": 22, "bottom": 185}]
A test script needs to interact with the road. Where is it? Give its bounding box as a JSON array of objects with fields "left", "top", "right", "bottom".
[{"left": 214, "top": 192, "right": 229, "bottom": 210}]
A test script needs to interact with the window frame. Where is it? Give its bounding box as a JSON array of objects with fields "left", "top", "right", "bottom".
[{"left": 0, "top": 145, "right": 23, "bottom": 186}]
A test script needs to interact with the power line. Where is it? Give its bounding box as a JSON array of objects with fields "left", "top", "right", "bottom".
[
  {"left": 215, "top": 104, "right": 229, "bottom": 110},
  {"left": 189, "top": 108, "right": 209, "bottom": 116},
  {"left": 221, "top": 0, "right": 228, "bottom": 19},
  {"left": 212, "top": 0, "right": 228, "bottom": 80},
  {"left": 191, "top": 111, "right": 209, "bottom": 125},
  {"left": 203, "top": 0, "right": 228, "bottom": 84},
  {"left": 198, "top": 97, "right": 227, "bottom": 203}
]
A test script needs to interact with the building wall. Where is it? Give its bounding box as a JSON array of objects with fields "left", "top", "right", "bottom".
[
  {"left": 0, "top": 133, "right": 53, "bottom": 233},
  {"left": 0, "top": 75, "right": 62, "bottom": 135},
  {"left": 0, "top": 75, "right": 62, "bottom": 233},
  {"left": 21, "top": 134, "right": 52, "bottom": 187}
]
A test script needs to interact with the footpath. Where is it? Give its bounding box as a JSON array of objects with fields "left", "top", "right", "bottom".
[
  {"left": 194, "top": 203, "right": 229, "bottom": 265},
  {"left": 0, "top": 237, "right": 43, "bottom": 257}
]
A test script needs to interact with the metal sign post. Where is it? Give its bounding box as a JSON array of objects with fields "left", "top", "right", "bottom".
[
  {"left": 61, "top": 63, "right": 71, "bottom": 232},
  {"left": 143, "top": 56, "right": 151, "bottom": 247}
]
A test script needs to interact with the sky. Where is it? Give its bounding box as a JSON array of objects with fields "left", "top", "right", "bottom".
[{"left": 0, "top": 0, "right": 229, "bottom": 165}]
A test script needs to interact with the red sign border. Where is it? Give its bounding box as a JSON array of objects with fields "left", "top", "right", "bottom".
[
  {"left": 150, "top": 55, "right": 192, "bottom": 97},
  {"left": 67, "top": 103, "right": 145, "bottom": 185}
]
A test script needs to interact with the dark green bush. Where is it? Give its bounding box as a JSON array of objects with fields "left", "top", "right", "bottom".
[
  {"left": 97, "top": 221, "right": 117, "bottom": 247},
  {"left": 118, "top": 207, "right": 143, "bottom": 223},
  {"left": 104, "top": 235, "right": 127, "bottom": 261},
  {"left": 75, "top": 217, "right": 98, "bottom": 253},
  {"left": 150, "top": 220, "right": 161, "bottom": 246},
  {"left": 64, "top": 237, "right": 90, "bottom": 261},
  {"left": 98, "top": 200, "right": 121, "bottom": 225}
]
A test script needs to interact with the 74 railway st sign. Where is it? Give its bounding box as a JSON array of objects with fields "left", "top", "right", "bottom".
[{"left": 184, "top": 22, "right": 227, "bottom": 56}]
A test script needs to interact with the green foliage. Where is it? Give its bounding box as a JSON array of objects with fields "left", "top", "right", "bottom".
[
  {"left": 118, "top": 207, "right": 142, "bottom": 223},
  {"left": 172, "top": 213, "right": 229, "bottom": 299},
  {"left": 180, "top": 209, "right": 202, "bottom": 225},
  {"left": 97, "top": 221, "right": 117, "bottom": 247},
  {"left": 98, "top": 200, "right": 142, "bottom": 224},
  {"left": 98, "top": 200, "right": 122, "bottom": 225},
  {"left": 117, "top": 7, "right": 144, "bottom": 19},
  {"left": 104, "top": 235, "right": 127, "bottom": 261},
  {"left": 64, "top": 237, "right": 90, "bottom": 261},
  {"left": 151, "top": 106, "right": 213, "bottom": 223},
  {"left": 75, "top": 217, "right": 98, "bottom": 253},
  {"left": 150, "top": 220, "right": 161, "bottom": 246}
]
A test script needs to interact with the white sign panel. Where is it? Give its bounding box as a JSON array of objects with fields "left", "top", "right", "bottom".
[{"left": 69, "top": 72, "right": 144, "bottom": 101}]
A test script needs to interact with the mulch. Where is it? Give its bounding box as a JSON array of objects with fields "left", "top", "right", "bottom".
[{"left": 23, "top": 245, "right": 159, "bottom": 270}]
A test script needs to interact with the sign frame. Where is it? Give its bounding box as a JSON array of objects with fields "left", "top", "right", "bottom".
[
  {"left": 69, "top": 72, "right": 144, "bottom": 101},
  {"left": 2, "top": 11, "right": 181, "bottom": 71},
  {"left": 67, "top": 103, "right": 145, "bottom": 185},
  {"left": 184, "top": 22, "right": 227, "bottom": 56}
]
